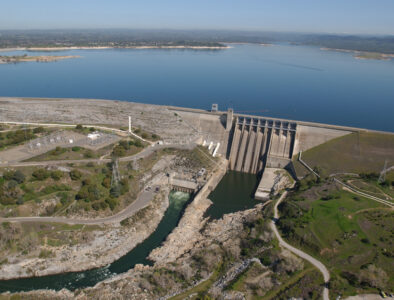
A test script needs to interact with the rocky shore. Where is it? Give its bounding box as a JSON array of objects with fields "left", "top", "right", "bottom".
[{"left": 0, "top": 187, "right": 170, "bottom": 280}]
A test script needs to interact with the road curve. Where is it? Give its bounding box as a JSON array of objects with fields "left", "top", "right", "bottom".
[
  {"left": 0, "top": 188, "right": 157, "bottom": 225},
  {"left": 0, "top": 144, "right": 195, "bottom": 225},
  {"left": 271, "top": 190, "right": 330, "bottom": 300}
]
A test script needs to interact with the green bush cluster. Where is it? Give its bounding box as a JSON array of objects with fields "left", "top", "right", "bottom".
[
  {"left": 0, "top": 129, "right": 36, "bottom": 149},
  {"left": 31, "top": 168, "right": 64, "bottom": 181},
  {"left": 112, "top": 139, "right": 143, "bottom": 157}
]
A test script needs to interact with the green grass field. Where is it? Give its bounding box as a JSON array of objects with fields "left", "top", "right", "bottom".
[
  {"left": 278, "top": 181, "right": 393, "bottom": 297},
  {"left": 293, "top": 131, "right": 394, "bottom": 177}
]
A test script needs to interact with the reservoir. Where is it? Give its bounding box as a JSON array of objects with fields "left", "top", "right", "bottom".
[{"left": 0, "top": 44, "right": 394, "bottom": 132}]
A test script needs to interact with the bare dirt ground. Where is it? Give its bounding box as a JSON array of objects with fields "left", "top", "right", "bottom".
[{"left": 0, "top": 97, "right": 199, "bottom": 144}]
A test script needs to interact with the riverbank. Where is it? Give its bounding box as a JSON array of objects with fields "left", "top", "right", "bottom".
[
  {"left": 0, "top": 176, "right": 169, "bottom": 281},
  {"left": 149, "top": 158, "right": 228, "bottom": 264}
]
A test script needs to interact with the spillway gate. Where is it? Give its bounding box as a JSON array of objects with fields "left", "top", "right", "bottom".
[{"left": 228, "top": 116, "right": 297, "bottom": 174}]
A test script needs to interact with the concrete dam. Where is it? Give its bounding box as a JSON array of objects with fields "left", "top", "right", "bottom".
[{"left": 229, "top": 116, "right": 297, "bottom": 174}]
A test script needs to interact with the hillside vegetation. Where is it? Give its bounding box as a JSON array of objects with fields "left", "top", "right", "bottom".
[
  {"left": 278, "top": 179, "right": 393, "bottom": 298},
  {"left": 293, "top": 131, "right": 394, "bottom": 178}
]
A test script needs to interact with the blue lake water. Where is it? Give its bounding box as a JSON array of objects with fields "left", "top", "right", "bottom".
[{"left": 0, "top": 44, "right": 393, "bottom": 132}]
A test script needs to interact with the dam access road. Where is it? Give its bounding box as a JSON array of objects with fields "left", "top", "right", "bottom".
[{"left": 271, "top": 189, "right": 330, "bottom": 300}]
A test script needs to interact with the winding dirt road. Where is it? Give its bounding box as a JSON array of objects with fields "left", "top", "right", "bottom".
[{"left": 271, "top": 190, "right": 330, "bottom": 300}]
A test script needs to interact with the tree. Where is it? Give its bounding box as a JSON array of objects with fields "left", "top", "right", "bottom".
[
  {"left": 75, "top": 124, "right": 83, "bottom": 130},
  {"left": 13, "top": 170, "right": 26, "bottom": 184}
]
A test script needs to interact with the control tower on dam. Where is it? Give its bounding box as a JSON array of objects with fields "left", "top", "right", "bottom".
[{"left": 229, "top": 116, "right": 297, "bottom": 174}]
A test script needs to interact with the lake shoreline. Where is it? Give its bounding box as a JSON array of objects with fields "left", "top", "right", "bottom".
[
  {"left": 0, "top": 55, "right": 80, "bottom": 64},
  {"left": 0, "top": 45, "right": 230, "bottom": 52},
  {"left": 320, "top": 47, "right": 394, "bottom": 60}
]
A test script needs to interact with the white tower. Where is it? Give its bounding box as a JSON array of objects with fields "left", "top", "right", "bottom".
[{"left": 128, "top": 116, "right": 132, "bottom": 133}]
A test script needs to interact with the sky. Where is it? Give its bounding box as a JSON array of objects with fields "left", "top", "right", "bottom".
[{"left": 1, "top": 0, "right": 393, "bottom": 35}]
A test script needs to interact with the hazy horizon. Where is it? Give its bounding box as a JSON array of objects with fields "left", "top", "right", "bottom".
[{"left": 1, "top": 0, "right": 394, "bottom": 35}]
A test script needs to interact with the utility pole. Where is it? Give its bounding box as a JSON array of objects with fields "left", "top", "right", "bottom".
[{"left": 378, "top": 160, "right": 388, "bottom": 184}]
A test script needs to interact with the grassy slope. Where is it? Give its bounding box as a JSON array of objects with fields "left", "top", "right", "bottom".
[
  {"left": 279, "top": 183, "right": 393, "bottom": 296},
  {"left": 293, "top": 131, "right": 394, "bottom": 177}
]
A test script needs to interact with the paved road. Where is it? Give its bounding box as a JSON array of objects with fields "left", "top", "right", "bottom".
[
  {"left": 0, "top": 143, "right": 195, "bottom": 225},
  {"left": 271, "top": 190, "right": 330, "bottom": 300},
  {"left": 0, "top": 188, "right": 157, "bottom": 225},
  {"left": 0, "top": 120, "right": 152, "bottom": 143}
]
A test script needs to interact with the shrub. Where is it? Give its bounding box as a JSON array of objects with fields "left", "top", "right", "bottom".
[
  {"left": 102, "top": 177, "right": 111, "bottom": 188},
  {"left": 92, "top": 202, "right": 100, "bottom": 211},
  {"left": 141, "top": 133, "right": 148, "bottom": 139},
  {"left": 50, "top": 170, "right": 63, "bottom": 181},
  {"left": 82, "top": 178, "right": 92, "bottom": 186},
  {"left": 33, "top": 127, "right": 45, "bottom": 134},
  {"left": 72, "top": 146, "right": 81, "bottom": 152},
  {"left": 105, "top": 197, "right": 119, "bottom": 211},
  {"left": 69, "top": 169, "right": 82, "bottom": 180},
  {"left": 110, "top": 185, "right": 121, "bottom": 198},
  {"left": 89, "top": 127, "right": 95, "bottom": 132},
  {"left": 3, "top": 170, "right": 15, "bottom": 181},
  {"left": 112, "top": 145, "right": 126, "bottom": 157},
  {"left": 51, "top": 146, "right": 65, "bottom": 156},
  {"left": 84, "top": 150, "right": 94, "bottom": 158},
  {"left": 13, "top": 170, "right": 26, "bottom": 184},
  {"left": 120, "top": 178, "right": 129, "bottom": 194},
  {"left": 32, "top": 168, "right": 50, "bottom": 181},
  {"left": 39, "top": 249, "right": 53, "bottom": 258},
  {"left": 75, "top": 124, "right": 83, "bottom": 130},
  {"left": 119, "top": 140, "right": 130, "bottom": 150},
  {"left": 134, "top": 140, "right": 143, "bottom": 148}
]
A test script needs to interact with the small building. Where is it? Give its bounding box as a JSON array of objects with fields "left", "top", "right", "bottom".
[
  {"left": 197, "top": 168, "right": 206, "bottom": 177},
  {"left": 211, "top": 103, "right": 218, "bottom": 112},
  {"left": 87, "top": 132, "right": 100, "bottom": 140},
  {"left": 170, "top": 178, "right": 198, "bottom": 194}
]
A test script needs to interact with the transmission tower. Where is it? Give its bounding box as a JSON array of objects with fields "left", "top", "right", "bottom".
[
  {"left": 111, "top": 158, "right": 121, "bottom": 187},
  {"left": 378, "top": 160, "right": 388, "bottom": 183}
]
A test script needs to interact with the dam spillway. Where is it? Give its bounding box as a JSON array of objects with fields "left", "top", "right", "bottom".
[{"left": 229, "top": 116, "right": 297, "bottom": 174}]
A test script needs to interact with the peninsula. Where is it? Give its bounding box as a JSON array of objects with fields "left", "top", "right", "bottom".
[{"left": 0, "top": 55, "right": 79, "bottom": 64}]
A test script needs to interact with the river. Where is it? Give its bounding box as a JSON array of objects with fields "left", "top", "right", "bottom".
[
  {"left": 0, "top": 191, "right": 190, "bottom": 293},
  {"left": 0, "top": 170, "right": 260, "bottom": 293}
]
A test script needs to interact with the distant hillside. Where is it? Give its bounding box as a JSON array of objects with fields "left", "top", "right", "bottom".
[{"left": 1, "top": 29, "right": 393, "bottom": 54}]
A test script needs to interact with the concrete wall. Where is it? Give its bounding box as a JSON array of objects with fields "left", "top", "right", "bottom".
[
  {"left": 228, "top": 117, "right": 296, "bottom": 174},
  {"left": 292, "top": 125, "right": 351, "bottom": 156},
  {"left": 175, "top": 110, "right": 230, "bottom": 156}
]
